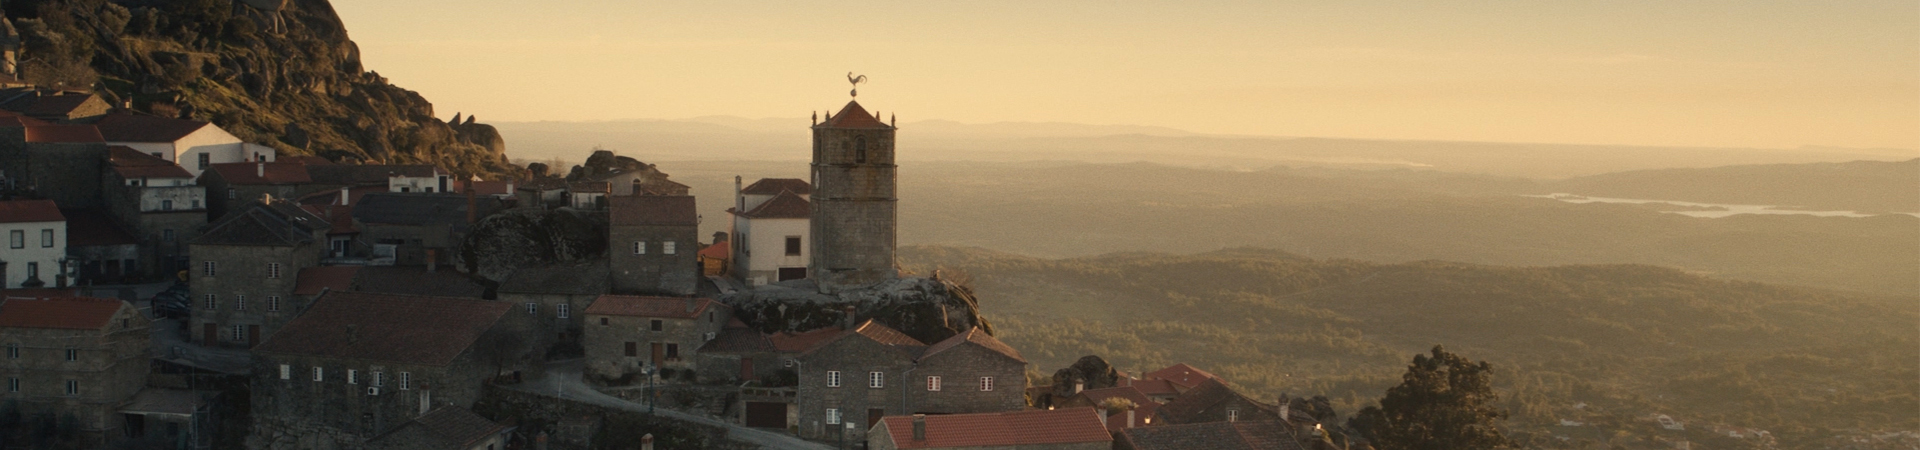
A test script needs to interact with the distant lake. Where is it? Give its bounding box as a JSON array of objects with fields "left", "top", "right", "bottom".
[{"left": 1526, "top": 193, "right": 1920, "bottom": 219}]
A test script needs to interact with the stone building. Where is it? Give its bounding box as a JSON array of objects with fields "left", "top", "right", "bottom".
[
  {"left": 794, "top": 319, "right": 924, "bottom": 441},
  {"left": 909, "top": 328, "right": 1029, "bottom": 415},
  {"left": 199, "top": 162, "right": 310, "bottom": 219},
  {"left": 61, "top": 209, "right": 139, "bottom": 284},
  {"left": 498, "top": 262, "right": 609, "bottom": 354},
  {"left": 607, "top": 195, "right": 698, "bottom": 296},
  {"left": 0, "top": 199, "right": 63, "bottom": 288},
  {"left": 101, "top": 146, "right": 204, "bottom": 277},
  {"left": 95, "top": 112, "right": 275, "bottom": 177},
  {"left": 810, "top": 101, "right": 899, "bottom": 293},
  {"left": 1155, "top": 378, "right": 1282, "bottom": 425},
  {"left": 350, "top": 192, "right": 505, "bottom": 267},
  {"left": 249, "top": 291, "right": 519, "bottom": 450},
  {"left": 365, "top": 406, "right": 509, "bottom": 450},
  {"left": 1056, "top": 386, "right": 1161, "bottom": 430},
  {"left": 581, "top": 295, "right": 729, "bottom": 383},
  {"left": 0, "top": 115, "right": 108, "bottom": 209},
  {"left": 188, "top": 199, "right": 329, "bottom": 347},
  {"left": 0, "top": 89, "right": 113, "bottom": 122},
  {"left": 1144, "top": 363, "right": 1220, "bottom": 394},
  {"left": 0, "top": 295, "right": 152, "bottom": 446},
  {"left": 305, "top": 164, "right": 450, "bottom": 196},
  {"left": 729, "top": 177, "right": 811, "bottom": 285},
  {"left": 867, "top": 408, "right": 1113, "bottom": 450}
]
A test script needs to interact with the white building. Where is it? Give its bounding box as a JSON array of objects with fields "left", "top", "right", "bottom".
[
  {"left": 385, "top": 167, "right": 452, "bottom": 193},
  {"left": 729, "top": 178, "right": 811, "bottom": 285},
  {"left": 0, "top": 200, "right": 65, "bottom": 289},
  {"left": 94, "top": 112, "right": 275, "bottom": 177}
]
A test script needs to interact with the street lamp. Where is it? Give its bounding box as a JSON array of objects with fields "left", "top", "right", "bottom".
[{"left": 640, "top": 364, "right": 656, "bottom": 415}]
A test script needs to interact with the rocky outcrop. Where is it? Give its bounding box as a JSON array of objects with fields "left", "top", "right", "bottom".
[
  {"left": 3, "top": 0, "right": 517, "bottom": 177},
  {"left": 460, "top": 208, "right": 606, "bottom": 281},
  {"left": 724, "top": 277, "right": 992, "bottom": 345}
]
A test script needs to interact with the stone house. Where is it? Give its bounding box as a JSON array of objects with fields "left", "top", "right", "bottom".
[
  {"left": 607, "top": 195, "right": 699, "bottom": 296},
  {"left": 1115, "top": 420, "right": 1310, "bottom": 450},
  {"left": 0, "top": 295, "right": 152, "bottom": 446},
  {"left": 1144, "top": 363, "right": 1220, "bottom": 394},
  {"left": 0, "top": 116, "right": 108, "bottom": 209},
  {"left": 95, "top": 112, "right": 275, "bottom": 177},
  {"left": 249, "top": 291, "right": 519, "bottom": 450},
  {"left": 513, "top": 178, "right": 567, "bottom": 209},
  {"left": 567, "top": 181, "right": 608, "bottom": 210},
  {"left": 61, "top": 209, "right": 139, "bottom": 284},
  {"left": 867, "top": 408, "right": 1113, "bottom": 450},
  {"left": 199, "top": 161, "right": 311, "bottom": 219},
  {"left": 366, "top": 406, "right": 509, "bottom": 450},
  {"left": 497, "top": 262, "right": 609, "bottom": 354},
  {"left": 1155, "top": 378, "right": 1282, "bottom": 425},
  {"left": 581, "top": 295, "right": 729, "bottom": 383},
  {"left": 188, "top": 199, "right": 329, "bottom": 347},
  {"left": 728, "top": 177, "right": 811, "bottom": 285},
  {"left": 102, "top": 146, "right": 204, "bottom": 277},
  {"left": 0, "top": 199, "right": 64, "bottom": 288},
  {"left": 303, "top": 164, "right": 451, "bottom": 197},
  {"left": 794, "top": 319, "right": 925, "bottom": 442},
  {"left": 350, "top": 192, "right": 505, "bottom": 267},
  {"left": 908, "top": 327, "right": 1029, "bottom": 415},
  {"left": 0, "top": 89, "right": 113, "bottom": 122}
]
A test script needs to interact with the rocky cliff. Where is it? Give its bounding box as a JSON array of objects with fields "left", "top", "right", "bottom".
[
  {"left": 3, "top": 0, "right": 515, "bottom": 177},
  {"left": 724, "top": 277, "right": 993, "bottom": 346}
]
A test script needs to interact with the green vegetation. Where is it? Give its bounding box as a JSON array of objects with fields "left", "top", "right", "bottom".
[
  {"left": 901, "top": 245, "right": 1919, "bottom": 448},
  {"left": 1350, "top": 346, "right": 1514, "bottom": 450}
]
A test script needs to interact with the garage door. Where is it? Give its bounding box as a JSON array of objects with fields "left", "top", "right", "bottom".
[{"left": 745, "top": 402, "right": 786, "bottom": 428}]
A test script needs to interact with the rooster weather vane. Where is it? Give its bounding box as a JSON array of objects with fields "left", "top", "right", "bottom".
[{"left": 847, "top": 72, "right": 868, "bottom": 97}]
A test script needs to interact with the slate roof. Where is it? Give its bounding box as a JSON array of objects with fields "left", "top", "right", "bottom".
[
  {"left": 277, "top": 155, "right": 335, "bottom": 166},
  {"left": 191, "top": 200, "right": 327, "bottom": 246},
  {"left": 821, "top": 100, "right": 890, "bottom": 129},
  {"left": 1147, "top": 363, "right": 1222, "bottom": 389},
  {"left": 0, "top": 199, "right": 63, "bottom": 223},
  {"left": 875, "top": 407, "right": 1112, "bottom": 449},
  {"left": 583, "top": 295, "right": 722, "bottom": 319},
  {"left": 608, "top": 195, "right": 697, "bottom": 226},
  {"left": 737, "top": 190, "right": 809, "bottom": 219},
  {"left": 351, "top": 192, "right": 503, "bottom": 226},
  {"left": 206, "top": 162, "right": 311, "bottom": 185},
  {"left": 920, "top": 327, "right": 1025, "bottom": 364},
  {"left": 1155, "top": 378, "right": 1278, "bottom": 425},
  {"left": 95, "top": 112, "right": 210, "bottom": 142},
  {"left": 23, "top": 124, "right": 104, "bottom": 143},
  {"left": 293, "top": 266, "right": 361, "bottom": 296},
  {"left": 62, "top": 209, "right": 137, "bottom": 247},
  {"left": 351, "top": 266, "right": 490, "bottom": 298},
  {"left": 305, "top": 164, "right": 444, "bottom": 186},
  {"left": 0, "top": 296, "right": 125, "bottom": 330},
  {"left": 368, "top": 406, "right": 507, "bottom": 450},
  {"left": 108, "top": 146, "right": 193, "bottom": 179},
  {"left": 1116, "top": 420, "right": 1305, "bottom": 450},
  {"left": 498, "top": 263, "right": 610, "bottom": 295},
  {"left": 741, "top": 178, "right": 812, "bottom": 196},
  {"left": 253, "top": 291, "right": 510, "bottom": 366}
]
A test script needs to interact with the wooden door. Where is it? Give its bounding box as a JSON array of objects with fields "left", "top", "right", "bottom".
[
  {"left": 203, "top": 323, "right": 217, "bottom": 344},
  {"left": 867, "top": 408, "right": 885, "bottom": 431},
  {"left": 650, "top": 343, "right": 664, "bottom": 365},
  {"left": 744, "top": 402, "right": 785, "bottom": 428},
  {"left": 740, "top": 358, "right": 754, "bottom": 381},
  {"left": 248, "top": 325, "right": 260, "bottom": 347}
]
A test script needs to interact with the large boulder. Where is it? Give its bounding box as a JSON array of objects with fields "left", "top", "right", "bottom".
[
  {"left": 461, "top": 208, "right": 606, "bottom": 281},
  {"left": 724, "top": 277, "right": 990, "bottom": 345}
]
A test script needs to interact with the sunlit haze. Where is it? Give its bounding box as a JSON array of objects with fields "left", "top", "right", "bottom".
[{"left": 333, "top": 0, "right": 1918, "bottom": 150}]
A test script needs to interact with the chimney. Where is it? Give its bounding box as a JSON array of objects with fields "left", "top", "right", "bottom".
[
  {"left": 733, "top": 176, "right": 743, "bottom": 211},
  {"left": 1127, "top": 409, "right": 1136, "bottom": 429},
  {"left": 640, "top": 434, "right": 654, "bottom": 450},
  {"left": 346, "top": 324, "right": 358, "bottom": 344},
  {"left": 338, "top": 187, "right": 350, "bottom": 205},
  {"left": 426, "top": 249, "right": 437, "bottom": 273},
  {"left": 1279, "top": 401, "right": 1290, "bottom": 422},
  {"left": 1074, "top": 381, "right": 1084, "bottom": 394},
  {"left": 256, "top": 162, "right": 264, "bottom": 177},
  {"left": 1098, "top": 410, "right": 1108, "bottom": 429},
  {"left": 841, "top": 305, "right": 857, "bottom": 330},
  {"left": 911, "top": 414, "right": 926, "bottom": 441}
]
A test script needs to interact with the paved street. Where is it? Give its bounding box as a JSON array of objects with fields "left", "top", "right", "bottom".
[{"left": 507, "top": 359, "right": 835, "bottom": 450}]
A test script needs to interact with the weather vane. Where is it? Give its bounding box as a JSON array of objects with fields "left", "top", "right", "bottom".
[{"left": 847, "top": 72, "right": 868, "bottom": 97}]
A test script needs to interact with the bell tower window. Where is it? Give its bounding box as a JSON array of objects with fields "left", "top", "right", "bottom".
[{"left": 854, "top": 136, "right": 867, "bottom": 164}]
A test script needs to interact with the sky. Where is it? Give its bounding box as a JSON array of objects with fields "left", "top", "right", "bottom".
[{"left": 331, "top": 0, "right": 1918, "bottom": 150}]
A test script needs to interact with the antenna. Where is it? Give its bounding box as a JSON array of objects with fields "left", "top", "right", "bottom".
[{"left": 847, "top": 72, "right": 868, "bottom": 97}]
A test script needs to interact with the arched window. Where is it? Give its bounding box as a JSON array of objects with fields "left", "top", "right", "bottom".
[{"left": 855, "top": 136, "right": 868, "bottom": 164}]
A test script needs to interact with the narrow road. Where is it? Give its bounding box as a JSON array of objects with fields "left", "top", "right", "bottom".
[{"left": 506, "top": 359, "right": 834, "bottom": 450}]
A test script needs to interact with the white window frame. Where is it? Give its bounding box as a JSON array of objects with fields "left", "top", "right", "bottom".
[
  {"left": 231, "top": 325, "right": 244, "bottom": 341},
  {"left": 399, "top": 372, "right": 411, "bottom": 390},
  {"left": 927, "top": 376, "right": 941, "bottom": 392},
  {"left": 267, "top": 263, "right": 281, "bottom": 279},
  {"left": 663, "top": 241, "right": 676, "bottom": 255},
  {"left": 64, "top": 380, "right": 77, "bottom": 396},
  {"left": 39, "top": 229, "right": 53, "bottom": 247},
  {"left": 8, "top": 230, "right": 22, "bottom": 249},
  {"left": 825, "top": 408, "right": 841, "bottom": 425},
  {"left": 203, "top": 261, "right": 217, "bottom": 277},
  {"left": 1228, "top": 409, "right": 1239, "bottom": 422},
  {"left": 632, "top": 241, "right": 646, "bottom": 255},
  {"left": 268, "top": 296, "right": 281, "bottom": 312},
  {"left": 313, "top": 367, "right": 324, "bottom": 382},
  {"left": 63, "top": 348, "right": 75, "bottom": 361},
  {"left": 279, "top": 364, "right": 290, "bottom": 380},
  {"left": 869, "top": 371, "right": 884, "bottom": 389},
  {"left": 557, "top": 304, "right": 570, "bottom": 319},
  {"left": 373, "top": 371, "right": 385, "bottom": 387},
  {"left": 526, "top": 303, "right": 538, "bottom": 315},
  {"left": 826, "top": 370, "right": 841, "bottom": 388},
  {"left": 235, "top": 295, "right": 247, "bottom": 311},
  {"left": 203, "top": 294, "right": 216, "bottom": 310},
  {"left": 980, "top": 376, "right": 994, "bottom": 391}
]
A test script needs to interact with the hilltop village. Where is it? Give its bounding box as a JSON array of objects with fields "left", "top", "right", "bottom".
[{"left": 0, "top": 74, "right": 1354, "bottom": 450}]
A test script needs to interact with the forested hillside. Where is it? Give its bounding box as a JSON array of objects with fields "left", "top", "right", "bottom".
[{"left": 899, "top": 245, "right": 1918, "bottom": 448}]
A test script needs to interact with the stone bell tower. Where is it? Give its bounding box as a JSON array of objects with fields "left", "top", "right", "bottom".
[{"left": 809, "top": 94, "right": 898, "bottom": 293}]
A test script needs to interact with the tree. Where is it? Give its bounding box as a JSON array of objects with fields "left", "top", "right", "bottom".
[
  {"left": 473, "top": 328, "right": 530, "bottom": 380},
  {"left": 1348, "top": 345, "right": 1514, "bottom": 450}
]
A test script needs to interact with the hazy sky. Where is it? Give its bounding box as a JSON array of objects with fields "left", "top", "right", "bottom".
[{"left": 332, "top": 0, "right": 1917, "bottom": 150}]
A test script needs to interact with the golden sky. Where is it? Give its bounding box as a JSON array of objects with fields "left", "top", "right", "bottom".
[{"left": 333, "top": 0, "right": 1917, "bottom": 150}]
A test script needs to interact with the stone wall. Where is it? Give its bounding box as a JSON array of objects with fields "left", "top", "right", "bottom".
[
  {"left": 910, "top": 344, "right": 1027, "bottom": 415},
  {"left": 189, "top": 242, "right": 322, "bottom": 347},
  {"left": 7, "top": 138, "right": 108, "bottom": 209},
  {"left": 582, "top": 307, "right": 728, "bottom": 384},
  {"left": 0, "top": 306, "right": 151, "bottom": 445},
  {"left": 248, "top": 351, "right": 495, "bottom": 450},
  {"left": 608, "top": 223, "right": 699, "bottom": 295},
  {"left": 795, "top": 334, "right": 914, "bottom": 441},
  {"left": 101, "top": 171, "right": 206, "bottom": 278},
  {"left": 498, "top": 291, "right": 597, "bottom": 357},
  {"left": 809, "top": 126, "right": 898, "bottom": 293}
]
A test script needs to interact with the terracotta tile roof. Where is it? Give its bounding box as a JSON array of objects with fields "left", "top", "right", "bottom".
[
  {"left": 584, "top": 295, "right": 722, "bottom": 319},
  {"left": 1129, "top": 379, "right": 1180, "bottom": 396},
  {"left": 300, "top": 204, "right": 358, "bottom": 235},
  {"left": 206, "top": 162, "right": 312, "bottom": 185},
  {"left": 95, "top": 112, "right": 211, "bottom": 143},
  {"left": 767, "top": 327, "right": 845, "bottom": 353},
  {"left": 498, "top": 263, "right": 609, "bottom": 295},
  {"left": 305, "top": 164, "right": 444, "bottom": 186},
  {"left": 853, "top": 319, "right": 926, "bottom": 347},
  {"left": 696, "top": 241, "right": 729, "bottom": 259},
  {"left": 1106, "top": 402, "right": 1160, "bottom": 430},
  {"left": 697, "top": 326, "right": 776, "bottom": 354},
  {"left": 351, "top": 266, "right": 491, "bottom": 298},
  {"left": 919, "top": 327, "right": 1025, "bottom": 364},
  {"left": 741, "top": 178, "right": 812, "bottom": 196},
  {"left": 1116, "top": 420, "right": 1304, "bottom": 450},
  {"left": 369, "top": 406, "right": 508, "bottom": 449},
  {"left": 24, "top": 124, "right": 104, "bottom": 143},
  {"left": 1155, "top": 378, "right": 1277, "bottom": 425},
  {"left": 876, "top": 407, "right": 1112, "bottom": 449},
  {"left": 1063, "top": 386, "right": 1160, "bottom": 430},
  {"left": 1147, "top": 363, "right": 1221, "bottom": 389},
  {"left": 109, "top": 146, "right": 194, "bottom": 179},
  {"left": 293, "top": 266, "right": 361, "bottom": 296},
  {"left": 738, "top": 190, "right": 809, "bottom": 219},
  {"left": 253, "top": 291, "right": 511, "bottom": 366},
  {"left": 61, "top": 209, "right": 137, "bottom": 247},
  {"left": 352, "top": 193, "right": 505, "bottom": 226},
  {"left": 0, "top": 115, "right": 49, "bottom": 127},
  {"left": 0, "top": 288, "right": 80, "bottom": 300},
  {"left": 0, "top": 199, "right": 63, "bottom": 223},
  {"left": 0, "top": 297, "right": 126, "bottom": 330},
  {"left": 608, "top": 195, "right": 697, "bottom": 226},
  {"left": 822, "top": 100, "right": 890, "bottom": 129},
  {"left": 794, "top": 320, "right": 925, "bottom": 356}
]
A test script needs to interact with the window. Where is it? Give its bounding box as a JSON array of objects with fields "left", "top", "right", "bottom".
[
  {"left": 40, "top": 229, "right": 52, "bottom": 247},
  {"left": 226, "top": 188, "right": 235, "bottom": 199},
  {"left": 26, "top": 263, "right": 36, "bottom": 279},
  {"left": 64, "top": 380, "right": 77, "bottom": 396},
  {"left": 869, "top": 371, "right": 884, "bottom": 388},
  {"left": 399, "top": 372, "right": 411, "bottom": 390},
  {"left": 6, "top": 344, "right": 16, "bottom": 359},
  {"left": 203, "top": 294, "right": 216, "bottom": 310},
  {"left": 203, "top": 261, "right": 217, "bottom": 277},
  {"left": 313, "top": 367, "right": 323, "bottom": 382},
  {"left": 526, "top": 303, "right": 538, "bottom": 315},
  {"left": 632, "top": 241, "right": 646, "bottom": 255},
  {"left": 557, "top": 304, "right": 570, "bottom": 319},
  {"left": 786, "top": 236, "right": 802, "bottom": 256},
  {"left": 372, "top": 372, "right": 384, "bottom": 387},
  {"left": 649, "top": 320, "right": 663, "bottom": 331},
  {"left": 64, "top": 348, "right": 75, "bottom": 361},
  {"left": 162, "top": 229, "right": 174, "bottom": 242},
  {"left": 980, "top": 376, "right": 994, "bottom": 391},
  {"left": 231, "top": 325, "right": 244, "bottom": 341},
  {"left": 279, "top": 364, "right": 290, "bottom": 380},
  {"left": 663, "top": 241, "right": 676, "bottom": 255},
  {"left": 855, "top": 136, "right": 868, "bottom": 164},
  {"left": 6, "top": 378, "right": 15, "bottom": 392},
  {"left": 825, "top": 408, "right": 841, "bottom": 425},
  {"left": 826, "top": 371, "right": 841, "bottom": 388},
  {"left": 347, "top": 370, "right": 358, "bottom": 385},
  {"left": 235, "top": 295, "right": 247, "bottom": 311},
  {"left": 624, "top": 342, "right": 637, "bottom": 357},
  {"left": 1228, "top": 409, "right": 1238, "bottom": 422},
  {"left": 162, "top": 200, "right": 173, "bottom": 210},
  {"left": 198, "top": 153, "right": 210, "bottom": 170},
  {"left": 7, "top": 230, "right": 19, "bottom": 249},
  {"left": 268, "top": 296, "right": 280, "bottom": 312},
  {"left": 191, "top": 200, "right": 200, "bottom": 209},
  {"left": 927, "top": 376, "right": 941, "bottom": 391},
  {"left": 600, "top": 318, "right": 609, "bottom": 326},
  {"left": 665, "top": 343, "right": 679, "bottom": 359},
  {"left": 129, "top": 179, "right": 141, "bottom": 187},
  {"left": 267, "top": 263, "right": 281, "bottom": 279}
]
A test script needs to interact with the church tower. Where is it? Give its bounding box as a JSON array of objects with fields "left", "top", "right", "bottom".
[{"left": 809, "top": 98, "right": 897, "bottom": 293}]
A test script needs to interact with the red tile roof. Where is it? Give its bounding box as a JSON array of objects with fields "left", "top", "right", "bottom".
[
  {"left": 608, "top": 195, "right": 698, "bottom": 226},
  {"left": 853, "top": 319, "right": 926, "bottom": 347},
  {"left": 293, "top": 266, "right": 361, "bottom": 296},
  {"left": 95, "top": 112, "right": 211, "bottom": 143},
  {"left": 1129, "top": 379, "right": 1180, "bottom": 397},
  {"left": 1116, "top": 420, "right": 1305, "bottom": 450},
  {"left": 62, "top": 209, "right": 137, "bottom": 247},
  {"left": 738, "top": 190, "right": 809, "bottom": 219},
  {"left": 822, "top": 101, "right": 890, "bottom": 129},
  {"left": 697, "top": 241, "right": 729, "bottom": 259},
  {"left": 920, "top": 327, "right": 1025, "bottom": 364},
  {"left": 24, "top": 124, "right": 104, "bottom": 143},
  {"left": 0, "top": 115, "right": 49, "bottom": 127},
  {"left": 768, "top": 327, "right": 845, "bottom": 353},
  {"left": 1147, "top": 363, "right": 1221, "bottom": 389},
  {"left": 0, "top": 288, "right": 79, "bottom": 300},
  {"left": 741, "top": 178, "right": 812, "bottom": 196},
  {"left": 795, "top": 320, "right": 926, "bottom": 355},
  {"left": 1064, "top": 386, "right": 1161, "bottom": 430},
  {"left": 1155, "top": 378, "right": 1278, "bottom": 425},
  {"left": 108, "top": 146, "right": 194, "bottom": 179},
  {"left": 876, "top": 407, "right": 1113, "bottom": 449},
  {"left": 0, "top": 297, "right": 126, "bottom": 330},
  {"left": 254, "top": 291, "right": 511, "bottom": 366},
  {"left": 206, "top": 162, "right": 311, "bottom": 185},
  {"left": 583, "top": 295, "right": 723, "bottom": 319},
  {"left": 0, "top": 199, "right": 64, "bottom": 223}
]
